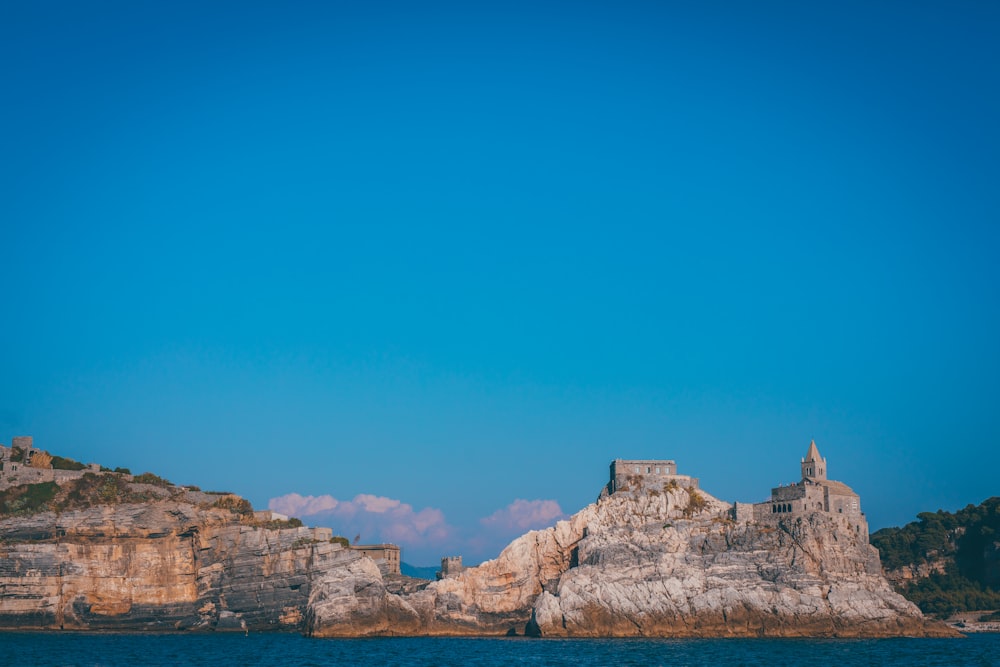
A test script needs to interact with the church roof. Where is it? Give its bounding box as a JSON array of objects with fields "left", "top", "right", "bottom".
[
  {"left": 804, "top": 439, "right": 822, "bottom": 462},
  {"left": 815, "top": 479, "right": 858, "bottom": 497}
]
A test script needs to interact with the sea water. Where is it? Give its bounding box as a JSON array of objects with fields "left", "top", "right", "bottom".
[{"left": 3, "top": 632, "right": 998, "bottom": 667}]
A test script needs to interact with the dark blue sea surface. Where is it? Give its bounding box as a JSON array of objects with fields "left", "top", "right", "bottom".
[{"left": 2, "top": 632, "right": 998, "bottom": 666}]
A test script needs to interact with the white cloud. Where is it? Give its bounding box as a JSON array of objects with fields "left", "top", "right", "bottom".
[
  {"left": 480, "top": 498, "right": 565, "bottom": 531},
  {"left": 268, "top": 492, "right": 338, "bottom": 516},
  {"left": 268, "top": 491, "right": 453, "bottom": 560},
  {"left": 354, "top": 494, "right": 402, "bottom": 513},
  {"left": 267, "top": 493, "right": 570, "bottom": 566}
]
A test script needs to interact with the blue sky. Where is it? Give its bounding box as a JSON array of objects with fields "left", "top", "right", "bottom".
[{"left": 2, "top": 1, "right": 998, "bottom": 565}]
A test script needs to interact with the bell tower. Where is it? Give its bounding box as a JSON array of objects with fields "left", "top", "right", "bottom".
[{"left": 801, "top": 440, "right": 826, "bottom": 480}]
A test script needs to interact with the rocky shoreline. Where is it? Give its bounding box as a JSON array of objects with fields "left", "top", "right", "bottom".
[{"left": 944, "top": 611, "right": 1000, "bottom": 633}]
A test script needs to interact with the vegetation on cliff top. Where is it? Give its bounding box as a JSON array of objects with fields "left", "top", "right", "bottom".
[
  {"left": 871, "top": 497, "right": 1000, "bottom": 615},
  {"left": 0, "top": 474, "right": 163, "bottom": 515},
  {"left": 0, "top": 474, "right": 256, "bottom": 518},
  {"left": 50, "top": 455, "right": 87, "bottom": 470},
  {"left": 0, "top": 481, "right": 60, "bottom": 515}
]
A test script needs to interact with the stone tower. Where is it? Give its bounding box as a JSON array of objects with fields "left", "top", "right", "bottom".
[{"left": 801, "top": 440, "right": 826, "bottom": 480}]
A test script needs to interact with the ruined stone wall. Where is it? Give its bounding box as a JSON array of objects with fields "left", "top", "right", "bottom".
[
  {"left": 731, "top": 502, "right": 755, "bottom": 523},
  {"left": 0, "top": 463, "right": 104, "bottom": 491}
]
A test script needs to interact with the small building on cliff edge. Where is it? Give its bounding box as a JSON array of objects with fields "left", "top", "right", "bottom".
[
  {"left": 605, "top": 458, "right": 699, "bottom": 495},
  {"left": 0, "top": 436, "right": 102, "bottom": 490},
  {"left": 350, "top": 544, "right": 401, "bottom": 575},
  {"left": 437, "top": 556, "right": 464, "bottom": 580}
]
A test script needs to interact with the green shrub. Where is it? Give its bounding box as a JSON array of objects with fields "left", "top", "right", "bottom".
[
  {"left": 331, "top": 535, "right": 350, "bottom": 548},
  {"left": 132, "top": 472, "right": 171, "bottom": 487},
  {"left": 213, "top": 494, "right": 253, "bottom": 515},
  {"left": 50, "top": 455, "right": 87, "bottom": 471},
  {"left": 0, "top": 482, "right": 60, "bottom": 515},
  {"left": 59, "top": 473, "right": 148, "bottom": 508},
  {"left": 113, "top": 467, "right": 131, "bottom": 474}
]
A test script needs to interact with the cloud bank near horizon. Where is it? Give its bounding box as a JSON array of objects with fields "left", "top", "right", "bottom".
[
  {"left": 268, "top": 493, "right": 566, "bottom": 564},
  {"left": 480, "top": 498, "right": 566, "bottom": 531}
]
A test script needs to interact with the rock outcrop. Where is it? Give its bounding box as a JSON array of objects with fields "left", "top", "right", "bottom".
[
  {"left": 0, "top": 497, "right": 364, "bottom": 631},
  {"left": 306, "top": 481, "right": 956, "bottom": 637}
]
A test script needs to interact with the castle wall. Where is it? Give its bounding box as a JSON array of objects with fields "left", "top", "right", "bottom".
[
  {"left": 608, "top": 459, "right": 698, "bottom": 494},
  {"left": 0, "top": 443, "right": 105, "bottom": 491},
  {"left": 751, "top": 470, "right": 868, "bottom": 543},
  {"left": 827, "top": 491, "right": 862, "bottom": 517},
  {"left": 731, "top": 502, "right": 755, "bottom": 523}
]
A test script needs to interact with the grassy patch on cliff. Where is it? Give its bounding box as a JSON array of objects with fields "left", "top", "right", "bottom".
[
  {"left": 872, "top": 497, "right": 1000, "bottom": 615},
  {"left": 683, "top": 490, "right": 708, "bottom": 517},
  {"left": 212, "top": 493, "right": 254, "bottom": 515},
  {"left": 50, "top": 455, "right": 87, "bottom": 471},
  {"left": 132, "top": 472, "right": 172, "bottom": 487},
  {"left": 0, "top": 476, "right": 158, "bottom": 516},
  {"left": 0, "top": 481, "right": 60, "bottom": 515},
  {"left": 58, "top": 473, "right": 157, "bottom": 508}
]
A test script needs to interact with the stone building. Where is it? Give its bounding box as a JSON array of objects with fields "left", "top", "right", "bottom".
[
  {"left": 0, "top": 436, "right": 102, "bottom": 491},
  {"left": 744, "top": 441, "right": 868, "bottom": 539},
  {"left": 606, "top": 458, "right": 699, "bottom": 495},
  {"left": 350, "top": 544, "right": 401, "bottom": 575},
  {"left": 437, "top": 556, "right": 464, "bottom": 580}
]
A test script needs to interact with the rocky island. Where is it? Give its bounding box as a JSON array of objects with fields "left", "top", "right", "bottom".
[{"left": 0, "top": 437, "right": 957, "bottom": 637}]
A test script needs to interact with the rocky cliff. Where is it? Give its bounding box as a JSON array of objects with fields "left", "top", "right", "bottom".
[
  {"left": 0, "top": 487, "right": 366, "bottom": 631},
  {"left": 0, "top": 474, "right": 957, "bottom": 637},
  {"left": 306, "top": 480, "right": 956, "bottom": 637}
]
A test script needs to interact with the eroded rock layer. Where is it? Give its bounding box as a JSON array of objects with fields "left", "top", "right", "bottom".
[{"left": 0, "top": 502, "right": 362, "bottom": 631}]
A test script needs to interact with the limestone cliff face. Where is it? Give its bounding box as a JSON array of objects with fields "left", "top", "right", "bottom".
[
  {"left": 308, "top": 482, "right": 955, "bottom": 637},
  {"left": 0, "top": 501, "right": 361, "bottom": 631},
  {"left": 305, "top": 508, "right": 589, "bottom": 637},
  {"left": 529, "top": 490, "right": 937, "bottom": 637},
  {"left": 1, "top": 480, "right": 957, "bottom": 637}
]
